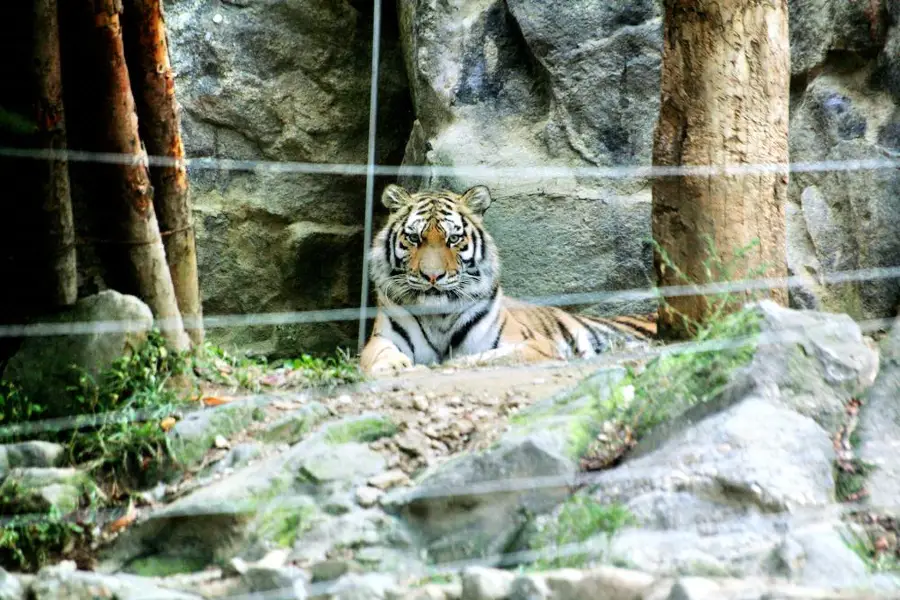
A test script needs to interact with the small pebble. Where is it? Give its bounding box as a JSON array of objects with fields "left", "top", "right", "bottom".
[
  {"left": 368, "top": 469, "right": 410, "bottom": 490},
  {"left": 413, "top": 396, "right": 430, "bottom": 411},
  {"left": 355, "top": 486, "right": 383, "bottom": 507},
  {"left": 455, "top": 419, "right": 475, "bottom": 436},
  {"left": 212, "top": 13, "right": 223, "bottom": 23}
]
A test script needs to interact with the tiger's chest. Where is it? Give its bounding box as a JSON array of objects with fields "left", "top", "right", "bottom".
[{"left": 387, "top": 299, "right": 503, "bottom": 364}]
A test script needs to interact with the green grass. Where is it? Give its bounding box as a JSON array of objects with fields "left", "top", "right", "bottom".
[
  {"left": 192, "top": 344, "right": 363, "bottom": 393},
  {"left": 527, "top": 495, "right": 636, "bottom": 570},
  {"left": 835, "top": 458, "right": 878, "bottom": 502},
  {"left": 621, "top": 306, "right": 762, "bottom": 438}
]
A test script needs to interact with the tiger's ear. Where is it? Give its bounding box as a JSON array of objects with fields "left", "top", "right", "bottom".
[
  {"left": 460, "top": 185, "right": 492, "bottom": 215},
  {"left": 381, "top": 184, "right": 413, "bottom": 211}
]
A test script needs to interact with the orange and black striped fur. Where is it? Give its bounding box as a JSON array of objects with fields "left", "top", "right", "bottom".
[{"left": 359, "top": 184, "right": 656, "bottom": 375}]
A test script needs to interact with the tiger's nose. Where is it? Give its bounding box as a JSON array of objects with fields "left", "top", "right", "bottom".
[{"left": 420, "top": 268, "right": 444, "bottom": 284}]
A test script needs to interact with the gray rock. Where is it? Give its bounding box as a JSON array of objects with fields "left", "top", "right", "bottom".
[
  {"left": 0, "top": 468, "right": 98, "bottom": 515},
  {"left": 788, "top": 71, "right": 900, "bottom": 319},
  {"left": 241, "top": 564, "right": 308, "bottom": 599},
  {"left": 381, "top": 368, "right": 627, "bottom": 564},
  {"left": 260, "top": 402, "right": 330, "bottom": 445},
  {"left": 0, "top": 569, "right": 24, "bottom": 600},
  {"left": 0, "top": 441, "right": 65, "bottom": 479},
  {"left": 857, "top": 322, "right": 900, "bottom": 508},
  {"left": 30, "top": 562, "right": 201, "bottom": 600},
  {"left": 508, "top": 573, "right": 549, "bottom": 600},
  {"left": 382, "top": 433, "right": 575, "bottom": 564},
  {"left": 166, "top": 0, "right": 411, "bottom": 356},
  {"left": 874, "top": 26, "right": 900, "bottom": 102},
  {"left": 543, "top": 566, "right": 656, "bottom": 600},
  {"left": 785, "top": 201, "right": 825, "bottom": 311},
  {"left": 101, "top": 415, "right": 404, "bottom": 575},
  {"left": 297, "top": 443, "right": 386, "bottom": 485},
  {"left": 788, "top": 0, "right": 891, "bottom": 75},
  {"left": 315, "top": 573, "right": 400, "bottom": 600},
  {"left": 168, "top": 395, "right": 270, "bottom": 468},
  {"left": 2, "top": 291, "right": 153, "bottom": 411},
  {"left": 741, "top": 300, "right": 879, "bottom": 432},
  {"left": 288, "top": 509, "right": 418, "bottom": 573},
  {"left": 503, "top": 305, "right": 885, "bottom": 589},
  {"left": 208, "top": 442, "right": 264, "bottom": 475},
  {"left": 460, "top": 566, "right": 515, "bottom": 600}
]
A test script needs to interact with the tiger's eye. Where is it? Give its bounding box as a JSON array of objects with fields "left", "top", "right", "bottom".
[
  {"left": 406, "top": 233, "right": 421, "bottom": 245},
  {"left": 447, "top": 234, "right": 462, "bottom": 244}
]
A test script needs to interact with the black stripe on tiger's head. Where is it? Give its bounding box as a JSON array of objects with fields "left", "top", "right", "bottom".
[{"left": 369, "top": 184, "right": 501, "bottom": 308}]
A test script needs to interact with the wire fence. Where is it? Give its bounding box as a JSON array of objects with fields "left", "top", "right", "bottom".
[{"left": 2, "top": 2, "right": 900, "bottom": 596}]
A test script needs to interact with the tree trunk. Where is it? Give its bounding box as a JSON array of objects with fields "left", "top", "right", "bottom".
[
  {"left": 86, "top": 0, "right": 189, "bottom": 351},
  {"left": 122, "top": 0, "right": 203, "bottom": 346},
  {"left": 652, "top": 0, "right": 790, "bottom": 339},
  {"left": 33, "top": 0, "right": 77, "bottom": 308}
]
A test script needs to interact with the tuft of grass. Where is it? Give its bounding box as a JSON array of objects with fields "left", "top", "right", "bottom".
[
  {"left": 192, "top": 344, "right": 363, "bottom": 393},
  {"left": 622, "top": 306, "right": 762, "bottom": 438},
  {"left": 281, "top": 350, "right": 363, "bottom": 389},
  {"left": 527, "top": 495, "right": 635, "bottom": 570},
  {"left": 835, "top": 458, "right": 878, "bottom": 503}
]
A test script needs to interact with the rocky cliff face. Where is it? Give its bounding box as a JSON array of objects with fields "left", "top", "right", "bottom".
[
  {"left": 165, "top": 0, "right": 412, "bottom": 356},
  {"left": 167, "top": 0, "right": 900, "bottom": 356}
]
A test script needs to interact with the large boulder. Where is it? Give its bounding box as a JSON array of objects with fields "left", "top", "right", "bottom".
[
  {"left": 165, "top": 0, "right": 412, "bottom": 356},
  {"left": 1, "top": 291, "right": 153, "bottom": 413},
  {"left": 513, "top": 302, "right": 894, "bottom": 591}
]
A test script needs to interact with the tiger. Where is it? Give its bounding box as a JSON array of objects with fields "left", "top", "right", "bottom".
[{"left": 359, "top": 183, "right": 657, "bottom": 375}]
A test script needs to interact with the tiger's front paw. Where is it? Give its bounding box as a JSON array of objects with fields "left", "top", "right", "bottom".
[{"left": 366, "top": 350, "right": 415, "bottom": 377}]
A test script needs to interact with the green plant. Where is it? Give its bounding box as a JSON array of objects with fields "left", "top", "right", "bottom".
[
  {"left": 0, "top": 506, "right": 90, "bottom": 572},
  {"left": 528, "top": 496, "right": 635, "bottom": 570},
  {"left": 0, "top": 330, "right": 193, "bottom": 492},
  {"left": 0, "top": 380, "right": 45, "bottom": 425}
]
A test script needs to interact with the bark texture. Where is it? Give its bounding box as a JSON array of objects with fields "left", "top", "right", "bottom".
[
  {"left": 652, "top": 0, "right": 791, "bottom": 338},
  {"left": 87, "top": 0, "right": 189, "bottom": 351},
  {"left": 33, "top": 0, "right": 77, "bottom": 307},
  {"left": 123, "top": 0, "right": 203, "bottom": 345}
]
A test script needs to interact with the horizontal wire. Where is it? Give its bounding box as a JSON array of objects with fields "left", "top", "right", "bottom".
[
  {"left": 1, "top": 146, "right": 898, "bottom": 180},
  {"left": 1, "top": 263, "right": 898, "bottom": 338}
]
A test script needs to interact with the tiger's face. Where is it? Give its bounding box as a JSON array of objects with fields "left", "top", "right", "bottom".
[{"left": 369, "top": 184, "right": 500, "bottom": 306}]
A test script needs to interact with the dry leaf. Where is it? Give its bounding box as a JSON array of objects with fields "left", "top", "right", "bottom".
[
  {"left": 106, "top": 502, "right": 137, "bottom": 534},
  {"left": 203, "top": 396, "right": 233, "bottom": 407},
  {"left": 160, "top": 416, "right": 177, "bottom": 431}
]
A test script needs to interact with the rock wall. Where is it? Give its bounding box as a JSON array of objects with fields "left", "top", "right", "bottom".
[
  {"left": 165, "top": 0, "right": 412, "bottom": 356},
  {"left": 167, "top": 0, "right": 900, "bottom": 357}
]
